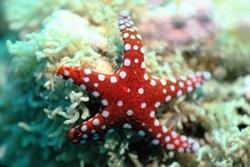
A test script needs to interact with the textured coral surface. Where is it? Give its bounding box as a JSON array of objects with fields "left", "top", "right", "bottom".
[{"left": 1, "top": 0, "right": 250, "bottom": 167}]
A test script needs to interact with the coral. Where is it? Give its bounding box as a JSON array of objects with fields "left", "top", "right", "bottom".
[
  {"left": 198, "top": 127, "right": 250, "bottom": 167},
  {"left": 3, "top": 0, "right": 146, "bottom": 35},
  {"left": 0, "top": 9, "right": 114, "bottom": 167},
  {"left": 139, "top": 0, "right": 217, "bottom": 48}
]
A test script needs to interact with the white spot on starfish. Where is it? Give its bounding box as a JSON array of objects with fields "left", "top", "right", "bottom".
[
  {"left": 170, "top": 77, "right": 177, "bottom": 83},
  {"left": 80, "top": 84, "right": 86, "bottom": 90},
  {"left": 136, "top": 34, "right": 142, "bottom": 40},
  {"left": 84, "top": 69, "right": 92, "bottom": 75},
  {"left": 156, "top": 133, "right": 162, "bottom": 138},
  {"left": 152, "top": 139, "right": 160, "bottom": 145},
  {"left": 81, "top": 125, "right": 87, "bottom": 132},
  {"left": 179, "top": 81, "right": 184, "bottom": 87},
  {"left": 123, "top": 123, "right": 132, "bottom": 129},
  {"left": 174, "top": 139, "right": 180, "bottom": 145},
  {"left": 130, "top": 35, "right": 136, "bottom": 40},
  {"left": 141, "top": 102, "right": 147, "bottom": 109},
  {"left": 82, "top": 134, "right": 88, "bottom": 139},
  {"left": 150, "top": 79, "right": 156, "bottom": 86},
  {"left": 162, "top": 89, "right": 167, "bottom": 94},
  {"left": 154, "top": 119, "right": 160, "bottom": 127},
  {"left": 123, "top": 33, "right": 129, "bottom": 39},
  {"left": 181, "top": 135, "right": 187, "bottom": 142},
  {"left": 117, "top": 100, "right": 123, "bottom": 107},
  {"left": 166, "top": 144, "right": 175, "bottom": 150},
  {"left": 118, "top": 19, "right": 125, "bottom": 24},
  {"left": 92, "top": 91, "right": 100, "bottom": 97},
  {"left": 143, "top": 73, "right": 149, "bottom": 80},
  {"left": 165, "top": 136, "right": 171, "bottom": 142},
  {"left": 138, "top": 130, "right": 145, "bottom": 136},
  {"left": 101, "top": 99, "right": 108, "bottom": 106},
  {"left": 133, "top": 45, "right": 139, "bottom": 50},
  {"left": 203, "top": 71, "right": 211, "bottom": 80},
  {"left": 154, "top": 101, "right": 161, "bottom": 108},
  {"left": 64, "top": 70, "right": 70, "bottom": 76},
  {"left": 120, "top": 10, "right": 129, "bottom": 17},
  {"left": 94, "top": 83, "right": 98, "bottom": 87},
  {"left": 192, "top": 143, "right": 200, "bottom": 152},
  {"left": 160, "top": 79, "right": 166, "bottom": 86},
  {"left": 178, "top": 148, "right": 184, "bottom": 153},
  {"left": 162, "top": 126, "right": 168, "bottom": 133},
  {"left": 141, "top": 62, "right": 146, "bottom": 69},
  {"left": 140, "top": 47, "right": 145, "bottom": 54},
  {"left": 165, "top": 95, "right": 171, "bottom": 102},
  {"left": 177, "top": 90, "right": 182, "bottom": 97},
  {"left": 124, "top": 43, "right": 131, "bottom": 51},
  {"left": 120, "top": 25, "right": 126, "bottom": 30},
  {"left": 149, "top": 111, "right": 155, "bottom": 118},
  {"left": 83, "top": 77, "right": 90, "bottom": 82},
  {"left": 187, "top": 86, "right": 193, "bottom": 92},
  {"left": 110, "top": 76, "right": 117, "bottom": 83},
  {"left": 170, "top": 85, "right": 175, "bottom": 91},
  {"left": 98, "top": 74, "right": 105, "bottom": 81},
  {"left": 138, "top": 88, "right": 144, "bottom": 94},
  {"left": 102, "top": 110, "right": 109, "bottom": 118},
  {"left": 127, "top": 109, "right": 134, "bottom": 116},
  {"left": 92, "top": 118, "right": 100, "bottom": 126},
  {"left": 124, "top": 58, "right": 131, "bottom": 66},
  {"left": 119, "top": 71, "right": 127, "bottom": 79},
  {"left": 171, "top": 131, "right": 177, "bottom": 138}
]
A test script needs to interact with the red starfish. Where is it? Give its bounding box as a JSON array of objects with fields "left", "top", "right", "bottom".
[{"left": 57, "top": 10, "right": 211, "bottom": 154}]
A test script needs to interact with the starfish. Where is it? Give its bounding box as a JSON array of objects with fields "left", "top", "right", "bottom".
[{"left": 57, "top": 10, "right": 211, "bottom": 154}]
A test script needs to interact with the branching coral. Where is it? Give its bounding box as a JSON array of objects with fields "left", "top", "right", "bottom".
[
  {"left": 3, "top": 0, "right": 146, "bottom": 35},
  {"left": 198, "top": 127, "right": 250, "bottom": 167}
]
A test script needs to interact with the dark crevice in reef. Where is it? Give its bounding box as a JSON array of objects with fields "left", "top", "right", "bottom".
[
  {"left": 128, "top": 137, "right": 179, "bottom": 166},
  {"left": 182, "top": 121, "right": 206, "bottom": 139},
  {"left": 236, "top": 107, "right": 249, "bottom": 116},
  {"left": 238, "top": 123, "right": 248, "bottom": 131},
  {"left": 128, "top": 137, "right": 153, "bottom": 164},
  {"left": 172, "top": 17, "right": 186, "bottom": 29},
  {"left": 86, "top": 96, "right": 102, "bottom": 116}
]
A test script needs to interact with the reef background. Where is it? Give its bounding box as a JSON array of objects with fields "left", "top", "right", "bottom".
[{"left": 1, "top": 0, "right": 250, "bottom": 167}]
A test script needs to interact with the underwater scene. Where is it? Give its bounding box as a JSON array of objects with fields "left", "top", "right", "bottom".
[{"left": 0, "top": 0, "right": 250, "bottom": 166}]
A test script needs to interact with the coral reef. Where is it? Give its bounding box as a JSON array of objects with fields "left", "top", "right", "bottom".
[
  {"left": 139, "top": 1, "right": 217, "bottom": 46},
  {"left": 1, "top": 0, "right": 250, "bottom": 167}
]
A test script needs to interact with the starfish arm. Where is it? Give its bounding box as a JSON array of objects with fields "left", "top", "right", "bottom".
[
  {"left": 134, "top": 112, "right": 200, "bottom": 154},
  {"left": 118, "top": 11, "right": 146, "bottom": 75},
  {"left": 153, "top": 71, "right": 211, "bottom": 104},
  {"left": 57, "top": 66, "right": 118, "bottom": 98},
  {"left": 68, "top": 108, "right": 116, "bottom": 143}
]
